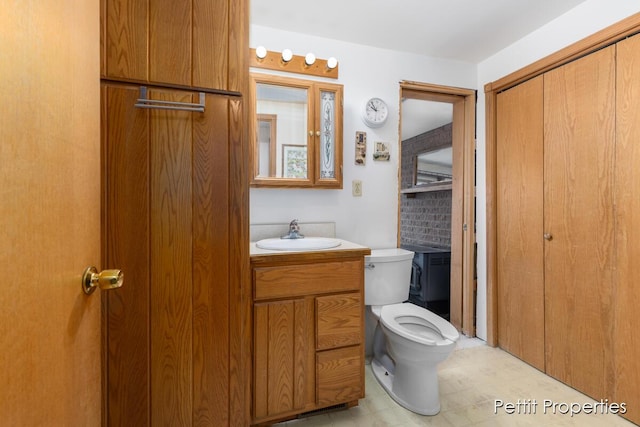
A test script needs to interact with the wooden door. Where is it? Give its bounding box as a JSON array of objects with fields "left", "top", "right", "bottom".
[
  {"left": 495, "top": 76, "right": 545, "bottom": 371},
  {"left": 102, "top": 0, "right": 235, "bottom": 90},
  {"left": 0, "top": 1, "right": 102, "bottom": 425},
  {"left": 614, "top": 33, "right": 640, "bottom": 425},
  {"left": 543, "top": 46, "right": 616, "bottom": 399},
  {"left": 103, "top": 84, "right": 234, "bottom": 425}
]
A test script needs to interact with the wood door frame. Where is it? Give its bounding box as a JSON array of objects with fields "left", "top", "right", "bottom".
[
  {"left": 484, "top": 13, "right": 640, "bottom": 347},
  {"left": 398, "top": 81, "right": 476, "bottom": 336}
]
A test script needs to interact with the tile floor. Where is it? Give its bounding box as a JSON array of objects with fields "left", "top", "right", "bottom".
[{"left": 277, "top": 337, "right": 635, "bottom": 426}]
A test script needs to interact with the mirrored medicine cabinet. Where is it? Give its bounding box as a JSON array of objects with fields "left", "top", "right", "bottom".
[{"left": 249, "top": 73, "right": 343, "bottom": 188}]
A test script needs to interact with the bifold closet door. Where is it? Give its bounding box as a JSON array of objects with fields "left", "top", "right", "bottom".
[
  {"left": 615, "top": 33, "right": 640, "bottom": 425},
  {"left": 543, "top": 45, "right": 616, "bottom": 400},
  {"left": 495, "top": 75, "right": 545, "bottom": 371}
]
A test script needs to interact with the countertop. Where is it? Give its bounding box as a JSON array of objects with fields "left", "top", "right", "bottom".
[{"left": 250, "top": 238, "right": 371, "bottom": 264}]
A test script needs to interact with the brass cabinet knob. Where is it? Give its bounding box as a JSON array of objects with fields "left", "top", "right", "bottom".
[
  {"left": 82, "top": 266, "right": 123, "bottom": 295},
  {"left": 543, "top": 233, "right": 553, "bottom": 241}
]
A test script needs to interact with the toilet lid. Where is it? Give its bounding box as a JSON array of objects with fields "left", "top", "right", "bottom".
[{"left": 380, "top": 303, "right": 459, "bottom": 346}]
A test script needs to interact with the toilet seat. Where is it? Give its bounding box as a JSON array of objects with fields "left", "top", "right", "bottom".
[{"left": 380, "top": 303, "right": 458, "bottom": 346}]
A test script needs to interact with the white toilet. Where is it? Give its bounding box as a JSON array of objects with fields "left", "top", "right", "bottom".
[{"left": 365, "top": 248, "right": 459, "bottom": 415}]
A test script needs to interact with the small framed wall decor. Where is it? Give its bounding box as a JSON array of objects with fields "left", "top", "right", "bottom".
[
  {"left": 373, "top": 142, "right": 390, "bottom": 161},
  {"left": 355, "top": 131, "right": 367, "bottom": 165}
]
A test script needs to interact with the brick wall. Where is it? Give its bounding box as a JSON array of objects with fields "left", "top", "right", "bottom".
[{"left": 400, "top": 123, "right": 452, "bottom": 248}]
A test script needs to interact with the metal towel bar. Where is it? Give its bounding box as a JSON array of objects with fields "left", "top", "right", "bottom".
[{"left": 134, "top": 86, "right": 205, "bottom": 112}]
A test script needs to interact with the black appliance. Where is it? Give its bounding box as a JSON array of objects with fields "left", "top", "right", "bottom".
[{"left": 401, "top": 244, "right": 451, "bottom": 320}]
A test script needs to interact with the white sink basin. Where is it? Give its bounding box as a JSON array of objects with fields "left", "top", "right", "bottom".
[{"left": 255, "top": 237, "right": 342, "bottom": 251}]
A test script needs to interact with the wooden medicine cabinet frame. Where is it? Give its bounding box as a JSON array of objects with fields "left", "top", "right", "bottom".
[{"left": 249, "top": 73, "right": 343, "bottom": 189}]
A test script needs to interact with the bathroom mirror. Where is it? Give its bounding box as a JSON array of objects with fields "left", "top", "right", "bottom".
[
  {"left": 414, "top": 146, "right": 453, "bottom": 186},
  {"left": 400, "top": 98, "right": 453, "bottom": 193},
  {"left": 250, "top": 73, "right": 343, "bottom": 189},
  {"left": 254, "top": 82, "right": 309, "bottom": 179}
]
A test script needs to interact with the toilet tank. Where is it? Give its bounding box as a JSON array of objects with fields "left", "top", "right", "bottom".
[{"left": 364, "top": 248, "right": 414, "bottom": 305}]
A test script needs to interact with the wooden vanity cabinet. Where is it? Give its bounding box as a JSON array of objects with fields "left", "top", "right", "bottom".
[
  {"left": 250, "top": 251, "right": 369, "bottom": 425},
  {"left": 101, "top": 0, "right": 245, "bottom": 91}
]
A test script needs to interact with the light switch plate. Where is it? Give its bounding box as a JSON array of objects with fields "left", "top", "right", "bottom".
[{"left": 352, "top": 180, "right": 362, "bottom": 197}]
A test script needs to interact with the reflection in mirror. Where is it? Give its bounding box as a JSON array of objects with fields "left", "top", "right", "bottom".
[
  {"left": 255, "top": 83, "right": 308, "bottom": 178},
  {"left": 415, "top": 146, "right": 452, "bottom": 185},
  {"left": 256, "top": 114, "right": 276, "bottom": 176},
  {"left": 400, "top": 99, "right": 453, "bottom": 191}
]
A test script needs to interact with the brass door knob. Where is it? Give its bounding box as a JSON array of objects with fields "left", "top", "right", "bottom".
[{"left": 82, "top": 266, "right": 124, "bottom": 295}]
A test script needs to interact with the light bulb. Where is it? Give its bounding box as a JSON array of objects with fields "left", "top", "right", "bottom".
[
  {"left": 281, "top": 49, "right": 293, "bottom": 62},
  {"left": 305, "top": 52, "right": 316, "bottom": 66},
  {"left": 327, "top": 57, "right": 338, "bottom": 69},
  {"left": 255, "top": 46, "right": 267, "bottom": 59}
]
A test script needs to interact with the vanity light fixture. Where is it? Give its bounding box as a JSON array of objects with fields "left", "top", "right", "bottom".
[
  {"left": 281, "top": 48, "right": 293, "bottom": 62},
  {"left": 249, "top": 47, "right": 339, "bottom": 79},
  {"left": 304, "top": 52, "right": 316, "bottom": 66},
  {"left": 255, "top": 45, "right": 267, "bottom": 59}
]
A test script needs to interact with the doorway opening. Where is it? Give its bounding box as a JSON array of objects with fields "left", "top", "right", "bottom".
[{"left": 398, "top": 81, "right": 476, "bottom": 336}]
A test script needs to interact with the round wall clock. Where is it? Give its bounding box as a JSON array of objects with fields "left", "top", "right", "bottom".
[{"left": 362, "top": 97, "right": 389, "bottom": 128}]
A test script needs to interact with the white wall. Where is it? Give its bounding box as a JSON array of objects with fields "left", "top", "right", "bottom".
[
  {"left": 249, "top": 26, "right": 476, "bottom": 250},
  {"left": 474, "top": 0, "right": 640, "bottom": 340}
]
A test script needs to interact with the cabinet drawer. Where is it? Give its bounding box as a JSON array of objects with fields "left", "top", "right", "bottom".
[
  {"left": 316, "top": 346, "right": 364, "bottom": 406},
  {"left": 316, "top": 294, "right": 362, "bottom": 350},
  {"left": 254, "top": 260, "right": 362, "bottom": 300}
]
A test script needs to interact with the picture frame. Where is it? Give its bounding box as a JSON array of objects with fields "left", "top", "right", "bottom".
[
  {"left": 373, "top": 142, "right": 390, "bottom": 161},
  {"left": 355, "top": 131, "right": 367, "bottom": 165},
  {"left": 282, "top": 144, "right": 307, "bottom": 178}
]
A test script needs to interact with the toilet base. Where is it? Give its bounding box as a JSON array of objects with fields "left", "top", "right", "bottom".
[{"left": 371, "top": 358, "right": 441, "bottom": 416}]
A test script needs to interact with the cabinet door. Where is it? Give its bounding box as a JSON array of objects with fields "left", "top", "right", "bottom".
[
  {"left": 103, "top": 84, "right": 233, "bottom": 425},
  {"left": 544, "top": 45, "right": 616, "bottom": 400},
  {"left": 313, "top": 83, "right": 343, "bottom": 188},
  {"left": 102, "top": 0, "right": 242, "bottom": 90},
  {"left": 495, "top": 75, "right": 545, "bottom": 371},
  {"left": 253, "top": 298, "right": 314, "bottom": 421},
  {"left": 615, "top": 33, "right": 640, "bottom": 426}
]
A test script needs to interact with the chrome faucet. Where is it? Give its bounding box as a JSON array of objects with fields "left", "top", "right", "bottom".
[{"left": 281, "top": 219, "right": 305, "bottom": 239}]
